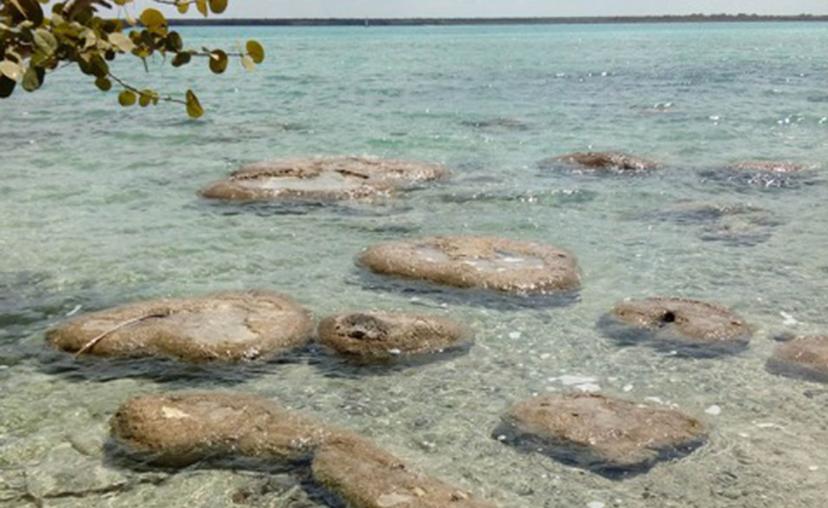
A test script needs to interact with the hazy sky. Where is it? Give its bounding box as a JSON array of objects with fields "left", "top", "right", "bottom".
[{"left": 139, "top": 1, "right": 828, "bottom": 18}]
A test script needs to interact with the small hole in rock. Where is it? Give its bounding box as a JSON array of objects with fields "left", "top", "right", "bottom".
[{"left": 661, "top": 311, "right": 677, "bottom": 324}]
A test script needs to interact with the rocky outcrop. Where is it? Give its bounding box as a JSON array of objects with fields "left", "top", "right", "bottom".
[
  {"left": 358, "top": 236, "right": 581, "bottom": 295},
  {"left": 47, "top": 291, "right": 313, "bottom": 363},
  {"left": 494, "top": 393, "right": 707, "bottom": 477},
  {"left": 603, "top": 297, "right": 752, "bottom": 355},
  {"left": 317, "top": 312, "right": 472, "bottom": 363},
  {"left": 767, "top": 335, "right": 828, "bottom": 383},
  {"left": 539, "top": 152, "right": 658, "bottom": 173},
  {"left": 111, "top": 392, "right": 494, "bottom": 507},
  {"left": 200, "top": 156, "right": 448, "bottom": 202}
]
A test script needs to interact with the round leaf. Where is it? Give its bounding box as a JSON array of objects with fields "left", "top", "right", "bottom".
[
  {"left": 209, "top": 0, "right": 228, "bottom": 14},
  {"left": 209, "top": 49, "right": 228, "bottom": 74},
  {"left": 95, "top": 77, "right": 112, "bottom": 92},
  {"left": 118, "top": 90, "right": 137, "bottom": 107},
  {"left": 246, "top": 40, "right": 265, "bottom": 64}
]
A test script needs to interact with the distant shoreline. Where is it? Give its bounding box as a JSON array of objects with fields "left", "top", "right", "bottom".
[{"left": 168, "top": 14, "right": 828, "bottom": 27}]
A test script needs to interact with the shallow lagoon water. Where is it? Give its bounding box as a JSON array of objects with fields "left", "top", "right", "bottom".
[{"left": 2, "top": 22, "right": 828, "bottom": 507}]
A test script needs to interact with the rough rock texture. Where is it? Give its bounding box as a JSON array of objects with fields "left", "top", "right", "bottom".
[
  {"left": 605, "top": 297, "right": 752, "bottom": 355},
  {"left": 312, "top": 439, "right": 494, "bottom": 508},
  {"left": 729, "top": 161, "right": 805, "bottom": 174},
  {"left": 359, "top": 236, "right": 581, "bottom": 295},
  {"left": 47, "top": 291, "right": 313, "bottom": 363},
  {"left": 540, "top": 152, "right": 658, "bottom": 173},
  {"left": 111, "top": 392, "right": 494, "bottom": 507},
  {"left": 200, "top": 156, "right": 448, "bottom": 202},
  {"left": 495, "top": 393, "right": 707, "bottom": 476},
  {"left": 317, "top": 312, "right": 472, "bottom": 363},
  {"left": 24, "top": 443, "right": 129, "bottom": 499},
  {"left": 767, "top": 336, "right": 828, "bottom": 383}
]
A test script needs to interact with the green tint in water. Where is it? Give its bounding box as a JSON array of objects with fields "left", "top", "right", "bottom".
[{"left": 1, "top": 22, "right": 828, "bottom": 507}]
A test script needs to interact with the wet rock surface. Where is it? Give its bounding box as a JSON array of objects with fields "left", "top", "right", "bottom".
[
  {"left": 539, "top": 152, "right": 659, "bottom": 173},
  {"left": 318, "top": 312, "right": 472, "bottom": 364},
  {"left": 767, "top": 336, "right": 828, "bottom": 383},
  {"left": 47, "top": 291, "right": 314, "bottom": 363},
  {"left": 701, "top": 160, "right": 814, "bottom": 188},
  {"left": 24, "top": 443, "right": 129, "bottom": 499},
  {"left": 312, "top": 439, "right": 494, "bottom": 508},
  {"left": 494, "top": 393, "right": 707, "bottom": 477},
  {"left": 358, "top": 236, "right": 581, "bottom": 296},
  {"left": 602, "top": 297, "right": 752, "bottom": 356},
  {"left": 111, "top": 392, "right": 494, "bottom": 507},
  {"left": 729, "top": 161, "right": 805, "bottom": 174},
  {"left": 200, "top": 156, "right": 448, "bottom": 202}
]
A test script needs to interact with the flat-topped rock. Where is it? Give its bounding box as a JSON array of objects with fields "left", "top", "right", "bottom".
[
  {"left": 312, "top": 439, "right": 494, "bottom": 508},
  {"left": 47, "top": 291, "right": 313, "bottom": 363},
  {"left": 111, "top": 392, "right": 495, "bottom": 507},
  {"left": 200, "top": 156, "right": 448, "bottom": 202},
  {"left": 317, "top": 312, "right": 472, "bottom": 364},
  {"left": 359, "top": 236, "right": 581, "bottom": 295},
  {"left": 495, "top": 393, "right": 707, "bottom": 477},
  {"left": 540, "top": 152, "right": 658, "bottom": 173},
  {"left": 603, "top": 297, "right": 752, "bottom": 355},
  {"left": 729, "top": 161, "right": 805, "bottom": 174},
  {"left": 767, "top": 336, "right": 828, "bottom": 383}
]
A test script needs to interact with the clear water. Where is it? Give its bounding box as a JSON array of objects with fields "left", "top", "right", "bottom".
[{"left": 2, "top": 22, "right": 828, "bottom": 507}]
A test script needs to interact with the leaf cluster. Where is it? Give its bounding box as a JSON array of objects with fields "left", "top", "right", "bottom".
[{"left": 1, "top": 0, "right": 265, "bottom": 117}]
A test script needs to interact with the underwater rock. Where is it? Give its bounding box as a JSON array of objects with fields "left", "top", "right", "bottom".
[
  {"left": 111, "top": 392, "right": 495, "bottom": 507},
  {"left": 24, "top": 443, "right": 129, "bottom": 499},
  {"left": 494, "top": 393, "right": 707, "bottom": 477},
  {"left": 47, "top": 291, "right": 313, "bottom": 363},
  {"left": 312, "top": 439, "right": 494, "bottom": 508},
  {"left": 460, "top": 118, "right": 530, "bottom": 131},
  {"left": 200, "top": 156, "right": 448, "bottom": 202},
  {"left": 729, "top": 161, "right": 805, "bottom": 174},
  {"left": 767, "top": 336, "right": 828, "bottom": 383},
  {"left": 539, "top": 152, "right": 658, "bottom": 173},
  {"left": 602, "top": 297, "right": 752, "bottom": 356},
  {"left": 358, "top": 236, "right": 581, "bottom": 295},
  {"left": 317, "top": 312, "right": 472, "bottom": 364}
]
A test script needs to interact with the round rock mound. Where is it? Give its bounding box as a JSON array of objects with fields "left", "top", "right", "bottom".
[
  {"left": 317, "top": 312, "right": 472, "bottom": 364},
  {"left": 359, "top": 236, "right": 581, "bottom": 295},
  {"left": 494, "top": 393, "right": 707, "bottom": 478},
  {"left": 767, "top": 336, "right": 828, "bottom": 383},
  {"left": 602, "top": 297, "right": 752, "bottom": 356},
  {"left": 200, "top": 156, "right": 448, "bottom": 202},
  {"left": 47, "top": 291, "right": 313, "bottom": 363},
  {"left": 111, "top": 392, "right": 494, "bottom": 507},
  {"left": 540, "top": 152, "right": 658, "bottom": 173}
]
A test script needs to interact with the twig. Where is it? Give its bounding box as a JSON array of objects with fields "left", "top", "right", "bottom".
[{"left": 74, "top": 311, "right": 169, "bottom": 358}]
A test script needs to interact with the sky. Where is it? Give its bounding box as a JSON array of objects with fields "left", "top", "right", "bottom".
[{"left": 133, "top": 1, "right": 828, "bottom": 19}]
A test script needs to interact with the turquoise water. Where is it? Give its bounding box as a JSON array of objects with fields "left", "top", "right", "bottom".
[{"left": 2, "top": 22, "right": 828, "bottom": 507}]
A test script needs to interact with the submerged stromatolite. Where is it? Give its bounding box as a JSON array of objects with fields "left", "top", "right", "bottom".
[
  {"left": 111, "top": 392, "right": 495, "bottom": 507},
  {"left": 601, "top": 297, "right": 752, "bottom": 356},
  {"left": 200, "top": 156, "right": 448, "bottom": 202},
  {"left": 767, "top": 335, "right": 828, "bottom": 383},
  {"left": 358, "top": 236, "right": 581, "bottom": 296},
  {"left": 47, "top": 291, "right": 313, "bottom": 363},
  {"left": 539, "top": 152, "right": 659, "bottom": 173},
  {"left": 317, "top": 311, "right": 472, "bottom": 364},
  {"left": 494, "top": 393, "right": 707, "bottom": 477}
]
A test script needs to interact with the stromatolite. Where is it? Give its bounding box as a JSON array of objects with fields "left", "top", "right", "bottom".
[
  {"left": 47, "top": 291, "right": 313, "bottom": 363},
  {"left": 494, "top": 393, "right": 707, "bottom": 477},
  {"left": 317, "top": 311, "right": 472, "bottom": 363},
  {"left": 359, "top": 236, "right": 581, "bottom": 295},
  {"left": 200, "top": 156, "right": 448, "bottom": 202}
]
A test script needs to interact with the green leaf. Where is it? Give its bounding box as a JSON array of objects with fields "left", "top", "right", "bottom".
[
  {"left": 246, "top": 40, "right": 265, "bottom": 64},
  {"left": 209, "top": 0, "right": 228, "bottom": 14},
  {"left": 95, "top": 77, "right": 112, "bottom": 92},
  {"left": 172, "top": 52, "right": 192, "bottom": 67},
  {"left": 186, "top": 89, "right": 204, "bottom": 118},
  {"left": 21, "top": 66, "right": 41, "bottom": 92},
  {"left": 118, "top": 90, "right": 137, "bottom": 107}
]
